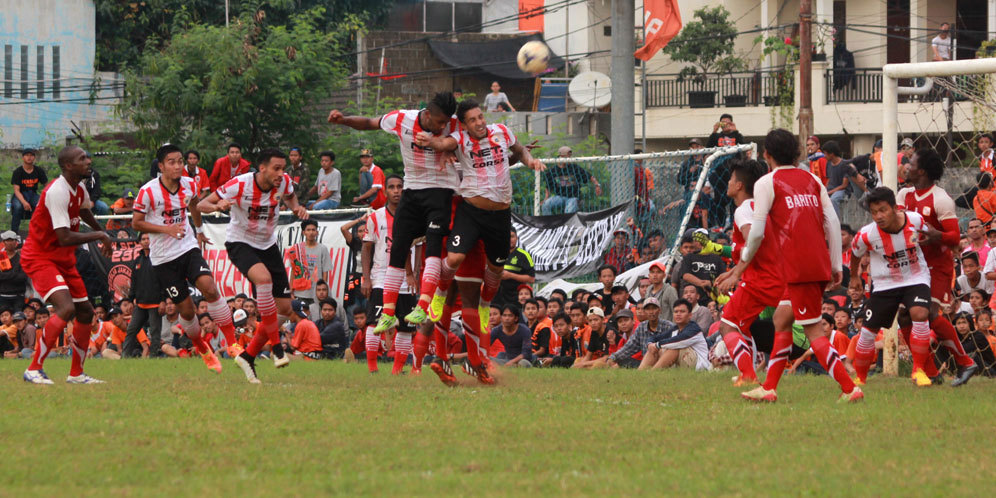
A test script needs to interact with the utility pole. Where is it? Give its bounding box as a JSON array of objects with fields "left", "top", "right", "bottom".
[
  {"left": 798, "top": 0, "right": 814, "bottom": 156},
  {"left": 610, "top": 0, "right": 636, "bottom": 206}
]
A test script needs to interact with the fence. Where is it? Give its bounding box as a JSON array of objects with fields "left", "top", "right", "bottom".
[{"left": 644, "top": 68, "right": 791, "bottom": 108}]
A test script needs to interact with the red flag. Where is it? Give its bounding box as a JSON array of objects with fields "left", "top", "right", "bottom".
[{"left": 635, "top": 0, "right": 683, "bottom": 61}]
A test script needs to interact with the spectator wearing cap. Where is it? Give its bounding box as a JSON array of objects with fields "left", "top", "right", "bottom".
[
  {"left": 209, "top": 143, "right": 251, "bottom": 191},
  {"left": 10, "top": 148, "right": 48, "bottom": 233},
  {"left": 289, "top": 299, "right": 323, "bottom": 360},
  {"left": 645, "top": 299, "right": 711, "bottom": 370},
  {"left": 606, "top": 297, "right": 673, "bottom": 368},
  {"left": 315, "top": 297, "right": 347, "bottom": 358},
  {"left": 806, "top": 135, "right": 828, "bottom": 186},
  {"left": 496, "top": 228, "right": 535, "bottom": 306},
  {"left": 645, "top": 261, "right": 678, "bottom": 322},
  {"left": 676, "top": 138, "right": 706, "bottom": 196},
  {"left": 678, "top": 230, "right": 724, "bottom": 305},
  {"left": 352, "top": 149, "right": 386, "bottom": 208},
  {"left": 572, "top": 306, "right": 611, "bottom": 368},
  {"left": 287, "top": 147, "right": 311, "bottom": 197},
  {"left": 307, "top": 151, "right": 342, "bottom": 210},
  {"left": 541, "top": 145, "right": 602, "bottom": 215},
  {"left": 0, "top": 231, "right": 27, "bottom": 313},
  {"left": 125, "top": 232, "right": 163, "bottom": 357},
  {"left": 603, "top": 230, "right": 634, "bottom": 273},
  {"left": 490, "top": 304, "right": 533, "bottom": 367},
  {"left": 106, "top": 188, "right": 137, "bottom": 231}
]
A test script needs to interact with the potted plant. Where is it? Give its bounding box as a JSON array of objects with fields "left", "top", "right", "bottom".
[{"left": 664, "top": 6, "right": 747, "bottom": 109}]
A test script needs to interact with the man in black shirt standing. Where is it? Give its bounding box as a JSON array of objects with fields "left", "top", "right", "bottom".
[
  {"left": 541, "top": 146, "right": 602, "bottom": 215},
  {"left": 10, "top": 148, "right": 48, "bottom": 233},
  {"left": 678, "top": 230, "right": 724, "bottom": 305},
  {"left": 706, "top": 114, "right": 745, "bottom": 147},
  {"left": 497, "top": 228, "right": 535, "bottom": 306}
]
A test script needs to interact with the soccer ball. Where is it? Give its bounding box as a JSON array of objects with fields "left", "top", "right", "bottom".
[{"left": 517, "top": 41, "right": 550, "bottom": 75}]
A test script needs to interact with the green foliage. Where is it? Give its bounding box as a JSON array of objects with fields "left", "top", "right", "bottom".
[
  {"left": 94, "top": 0, "right": 395, "bottom": 72},
  {"left": 663, "top": 6, "right": 746, "bottom": 86},
  {"left": 756, "top": 35, "right": 798, "bottom": 129},
  {"left": 120, "top": 7, "right": 352, "bottom": 159}
]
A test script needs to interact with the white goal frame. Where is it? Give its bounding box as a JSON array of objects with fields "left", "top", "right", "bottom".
[{"left": 880, "top": 58, "right": 996, "bottom": 375}]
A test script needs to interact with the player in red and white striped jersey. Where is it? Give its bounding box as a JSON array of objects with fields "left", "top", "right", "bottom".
[
  {"left": 895, "top": 147, "right": 978, "bottom": 386},
  {"left": 327, "top": 93, "right": 461, "bottom": 334},
  {"left": 728, "top": 129, "right": 862, "bottom": 403},
  {"left": 198, "top": 148, "right": 309, "bottom": 384},
  {"left": 22, "top": 146, "right": 113, "bottom": 385},
  {"left": 415, "top": 99, "right": 544, "bottom": 385},
  {"left": 132, "top": 144, "right": 240, "bottom": 374},
  {"left": 848, "top": 187, "right": 937, "bottom": 385}
]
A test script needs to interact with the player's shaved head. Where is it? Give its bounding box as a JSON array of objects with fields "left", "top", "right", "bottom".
[{"left": 58, "top": 145, "right": 84, "bottom": 168}]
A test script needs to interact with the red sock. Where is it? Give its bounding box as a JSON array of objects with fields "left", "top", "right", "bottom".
[
  {"left": 29, "top": 314, "right": 67, "bottom": 371},
  {"left": 931, "top": 316, "right": 975, "bottom": 368},
  {"left": 413, "top": 332, "right": 430, "bottom": 370},
  {"left": 381, "top": 267, "right": 405, "bottom": 316},
  {"left": 207, "top": 298, "right": 237, "bottom": 346},
  {"left": 462, "top": 307, "right": 484, "bottom": 368},
  {"left": 417, "top": 257, "right": 442, "bottom": 310},
  {"left": 189, "top": 334, "right": 210, "bottom": 355},
  {"left": 762, "top": 330, "right": 792, "bottom": 391},
  {"left": 69, "top": 319, "right": 91, "bottom": 376},
  {"left": 433, "top": 324, "right": 449, "bottom": 361},
  {"left": 909, "top": 320, "right": 932, "bottom": 373},
  {"left": 723, "top": 331, "right": 756, "bottom": 380},
  {"left": 852, "top": 327, "right": 878, "bottom": 383},
  {"left": 245, "top": 329, "right": 270, "bottom": 357},
  {"left": 218, "top": 323, "right": 237, "bottom": 348},
  {"left": 810, "top": 335, "right": 856, "bottom": 393},
  {"left": 392, "top": 333, "right": 412, "bottom": 374},
  {"left": 364, "top": 326, "right": 379, "bottom": 372}
]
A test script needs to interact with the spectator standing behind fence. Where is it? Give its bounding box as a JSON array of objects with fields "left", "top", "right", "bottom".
[
  {"left": 541, "top": 146, "right": 602, "bottom": 215},
  {"left": 964, "top": 219, "right": 991, "bottom": 268},
  {"left": 806, "top": 136, "right": 828, "bottom": 186},
  {"left": 0, "top": 231, "right": 26, "bottom": 312},
  {"left": 706, "top": 114, "right": 744, "bottom": 148},
  {"left": 352, "top": 149, "right": 386, "bottom": 208},
  {"left": 182, "top": 150, "right": 211, "bottom": 198},
  {"left": 484, "top": 81, "right": 515, "bottom": 112},
  {"left": 974, "top": 174, "right": 996, "bottom": 225},
  {"left": 295, "top": 220, "right": 334, "bottom": 306},
  {"left": 823, "top": 141, "right": 858, "bottom": 220},
  {"left": 105, "top": 189, "right": 136, "bottom": 231},
  {"left": 208, "top": 143, "right": 251, "bottom": 191},
  {"left": 124, "top": 233, "right": 163, "bottom": 358},
  {"left": 676, "top": 138, "right": 706, "bottom": 195},
  {"left": 287, "top": 147, "right": 310, "bottom": 197},
  {"left": 10, "top": 148, "right": 48, "bottom": 234},
  {"left": 497, "top": 228, "right": 535, "bottom": 307},
  {"left": 931, "top": 23, "right": 955, "bottom": 61},
  {"left": 307, "top": 151, "right": 341, "bottom": 210},
  {"left": 678, "top": 230, "right": 723, "bottom": 304}
]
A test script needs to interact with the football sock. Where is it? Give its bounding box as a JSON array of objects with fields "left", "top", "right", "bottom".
[
  {"left": 910, "top": 320, "right": 932, "bottom": 373},
  {"left": 413, "top": 332, "right": 430, "bottom": 370},
  {"left": 381, "top": 267, "right": 405, "bottom": 316},
  {"left": 392, "top": 332, "right": 412, "bottom": 374},
  {"left": 433, "top": 323, "right": 449, "bottom": 362},
  {"left": 364, "top": 325, "right": 380, "bottom": 372},
  {"left": 206, "top": 297, "right": 237, "bottom": 345},
  {"left": 810, "top": 335, "right": 856, "bottom": 393},
  {"left": 179, "top": 315, "right": 210, "bottom": 355},
  {"left": 931, "top": 315, "right": 975, "bottom": 368},
  {"left": 255, "top": 283, "right": 280, "bottom": 345},
  {"left": 29, "top": 314, "right": 67, "bottom": 371},
  {"left": 462, "top": 307, "right": 484, "bottom": 368},
  {"left": 417, "top": 257, "right": 441, "bottom": 310},
  {"left": 761, "top": 330, "right": 792, "bottom": 391},
  {"left": 245, "top": 327, "right": 270, "bottom": 358},
  {"left": 481, "top": 265, "right": 501, "bottom": 304},
  {"left": 69, "top": 319, "right": 91, "bottom": 376},
  {"left": 436, "top": 258, "right": 457, "bottom": 294},
  {"left": 852, "top": 327, "right": 878, "bottom": 382},
  {"left": 723, "top": 331, "right": 756, "bottom": 380}
]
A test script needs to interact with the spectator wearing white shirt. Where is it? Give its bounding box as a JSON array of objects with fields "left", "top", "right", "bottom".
[
  {"left": 931, "top": 23, "right": 955, "bottom": 61},
  {"left": 308, "top": 151, "right": 342, "bottom": 210},
  {"left": 967, "top": 251, "right": 996, "bottom": 297},
  {"left": 483, "top": 81, "right": 515, "bottom": 112}
]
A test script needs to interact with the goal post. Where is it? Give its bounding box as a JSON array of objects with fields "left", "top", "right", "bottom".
[{"left": 880, "top": 57, "right": 996, "bottom": 376}]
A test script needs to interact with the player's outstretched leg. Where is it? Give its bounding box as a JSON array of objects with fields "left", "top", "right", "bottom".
[
  {"left": 66, "top": 301, "right": 104, "bottom": 384},
  {"left": 931, "top": 315, "right": 978, "bottom": 386},
  {"left": 851, "top": 327, "right": 878, "bottom": 385},
  {"left": 179, "top": 313, "right": 221, "bottom": 374},
  {"left": 392, "top": 332, "right": 413, "bottom": 375},
  {"left": 198, "top": 275, "right": 243, "bottom": 358},
  {"left": 721, "top": 326, "right": 757, "bottom": 386},
  {"left": 743, "top": 306, "right": 793, "bottom": 402},
  {"left": 364, "top": 326, "right": 380, "bottom": 373}
]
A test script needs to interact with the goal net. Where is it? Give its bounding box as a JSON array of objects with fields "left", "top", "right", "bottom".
[
  {"left": 508, "top": 143, "right": 756, "bottom": 281},
  {"left": 881, "top": 57, "right": 996, "bottom": 378}
]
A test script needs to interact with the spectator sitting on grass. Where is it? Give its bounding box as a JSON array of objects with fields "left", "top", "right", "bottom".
[
  {"left": 569, "top": 302, "right": 591, "bottom": 349},
  {"left": 605, "top": 304, "right": 666, "bottom": 369},
  {"left": 606, "top": 284, "right": 635, "bottom": 326},
  {"left": 541, "top": 146, "right": 602, "bottom": 215},
  {"left": 670, "top": 234, "right": 697, "bottom": 287},
  {"left": 645, "top": 261, "right": 678, "bottom": 322},
  {"left": 106, "top": 307, "right": 146, "bottom": 359},
  {"left": 490, "top": 304, "right": 533, "bottom": 367},
  {"left": 18, "top": 307, "right": 38, "bottom": 359},
  {"left": 592, "top": 264, "right": 617, "bottom": 305},
  {"left": 538, "top": 312, "right": 582, "bottom": 367},
  {"left": 643, "top": 299, "right": 711, "bottom": 370},
  {"left": 525, "top": 298, "right": 554, "bottom": 358},
  {"left": 679, "top": 230, "right": 724, "bottom": 304},
  {"left": 546, "top": 298, "right": 564, "bottom": 319},
  {"left": 484, "top": 81, "right": 515, "bottom": 112},
  {"left": 681, "top": 284, "right": 715, "bottom": 331},
  {"left": 307, "top": 151, "right": 342, "bottom": 210},
  {"left": 572, "top": 307, "right": 611, "bottom": 369},
  {"left": 289, "top": 299, "right": 323, "bottom": 360},
  {"left": 316, "top": 298, "right": 347, "bottom": 359}
]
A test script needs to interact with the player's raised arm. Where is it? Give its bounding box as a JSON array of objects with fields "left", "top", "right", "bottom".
[
  {"left": 327, "top": 109, "right": 382, "bottom": 130},
  {"left": 510, "top": 141, "right": 545, "bottom": 171},
  {"left": 414, "top": 131, "right": 458, "bottom": 152},
  {"left": 197, "top": 191, "right": 230, "bottom": 214},
  {"left": 282, "top": 190, "right": 309, "bottom": 220}
]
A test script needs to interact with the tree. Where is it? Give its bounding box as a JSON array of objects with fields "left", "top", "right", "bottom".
[
  {"left": 120, "top": 8, "right": 355, "bottom": 157},
  {"left": 663, "top": 6, "right": 745, "bottom": 85},
  {"left": 95, "top": 0, "right": 395, "bottom": 71}
]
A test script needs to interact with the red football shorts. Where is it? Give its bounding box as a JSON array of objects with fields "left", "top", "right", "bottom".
[
  {"left": 22, "top": 256, "right": 88, "bottom": 303},
  {"left": 455, "top": 242, "right": 486, "bottom": 282},
  {"left": 721, "top": 279, "right": 784, "bottom": 335},
  {"left": 782, "top": 281, "right": 827, "bottom": 325}
]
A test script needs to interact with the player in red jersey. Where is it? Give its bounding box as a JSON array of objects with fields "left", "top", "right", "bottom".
[
  {"left": 22, "top": 146, "right": 113, "bottom": 384},
  {"left": 727, "top": 129, "right": 862, "bottom": 403},
  {"left": 327, "top": 93, "right": 460, "bottom": 334},
  {"left": 896, "top": 148, "right": 978, "bottom": 386},
  {"left": 132, "top": 144, "right": 243, "bottom": 373},
  {"left": 713, "top": 158, "right": 781, "bottom": 387},
  {"left": 198, "top": 149, "right": 308, "bottom": 384}
]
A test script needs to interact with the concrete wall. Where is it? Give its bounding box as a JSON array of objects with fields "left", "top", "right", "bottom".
[{"left": 0, "top": 0, "right": 117, "bottom": 147}]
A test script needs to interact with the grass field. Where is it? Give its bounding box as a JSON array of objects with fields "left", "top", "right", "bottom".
[{"left": 2, "top": 358, "right": 994, "bottom": 496}]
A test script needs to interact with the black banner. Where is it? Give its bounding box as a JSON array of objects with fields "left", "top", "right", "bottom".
[{"left": 512, "top": 203, "right": 630, "bottom": 282}]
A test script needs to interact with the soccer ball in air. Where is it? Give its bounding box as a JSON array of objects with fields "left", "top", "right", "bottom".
[{"left": 517, "top": 41, "right": 550, "bottom": 74}]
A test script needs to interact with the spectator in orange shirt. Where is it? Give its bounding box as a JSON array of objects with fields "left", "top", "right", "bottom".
[
  {"left": 973, "top": 173, "right": 996, "bottom": 225},
  {"left": 105, "top": 189, "right": 136, "bottom": 231},
  {"left": 209, "top": 143, "right": 251, "bottom": 191},
  {"left": 979, "top": 134, "right": 995, "bottom": 177},
  {"left": 105, "top": 307, "right": 147, "bottom": 358},
  {"left": 806, "top": 135, "right": 828, "bottom": 186},
  {"left": 289, "top": 300, "right": 323, "bottom": 360}
]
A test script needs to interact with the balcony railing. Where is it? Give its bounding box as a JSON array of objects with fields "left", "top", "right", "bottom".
[
  {"left": 824, "top": 68, "right": 882, "bottom": 103},
  {"left": 644, "top": 68, "right": 793, "bottom": 108}
]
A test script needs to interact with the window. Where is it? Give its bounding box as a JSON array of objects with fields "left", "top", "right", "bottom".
[
  {"left": 425, "top": 2, "right": 452, "bottom": 32},
  {"left": 386, "top": 2, "right": 483, "bottom": 33},
  {"left": 386, "top": 2, "right": 424, "bottom": 31},
  {"left": 52, "top": 46, "right": 60, "bottom": 99},
  {"left": 454, "top": 2, "right": 483, "bottom": 32},
  {"left": 20, "top": 45, "right": 28, "bottom": 99},
  {"left": 3, "top": 45, "right": 11, "bottom": 98},
  {"left": 36, "top": 45, "right": 44, "bottom": 99}
]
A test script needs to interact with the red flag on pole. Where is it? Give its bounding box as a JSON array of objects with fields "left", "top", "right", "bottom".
[{"left": 635, "top": 0, "right": 683, "bottom": 61}]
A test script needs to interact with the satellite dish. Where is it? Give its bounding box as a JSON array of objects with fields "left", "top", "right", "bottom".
[{"left": 569, "top": 71, "right": 612, "bottom": 108}]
